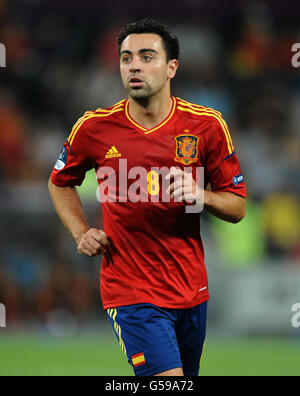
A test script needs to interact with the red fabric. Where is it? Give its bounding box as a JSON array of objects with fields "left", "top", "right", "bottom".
[{"left": 51, "top": 97, "right": 246, "bottom": 309}]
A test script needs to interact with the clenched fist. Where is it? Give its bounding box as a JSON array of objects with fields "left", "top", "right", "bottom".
[
  {"left": 166, "top": 167, "right": 203, "bottom": 206},
  {"left": 77, "top": 228, "right": 110, "bottom": 257}
]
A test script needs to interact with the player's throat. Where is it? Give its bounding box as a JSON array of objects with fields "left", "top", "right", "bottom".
[{"left": 127, "top": 96, "right": 174, "bottom": 130}]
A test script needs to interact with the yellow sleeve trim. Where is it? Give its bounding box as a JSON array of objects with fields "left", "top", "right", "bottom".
[{"left": 67, "top": 106, "right": 124, "bottom": 146}]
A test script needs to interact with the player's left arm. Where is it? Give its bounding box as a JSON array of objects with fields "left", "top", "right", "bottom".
[
  {"left": 203, "top": 190, "right": 245, "bottom": 223},
  {"left": 166, "top": 168, "right": 245, "bottom": 223}
]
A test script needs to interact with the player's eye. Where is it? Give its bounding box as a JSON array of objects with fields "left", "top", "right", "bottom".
[
  {"left": 143, "top": 55, "right": 152, "bottom": 61},
  {"left": 122, "top": 56, "right": 131, "bottom": 63}
]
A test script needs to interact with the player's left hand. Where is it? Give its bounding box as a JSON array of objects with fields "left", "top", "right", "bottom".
[{"left": 166, "top": 167, "right": 204, "bottom": 206}]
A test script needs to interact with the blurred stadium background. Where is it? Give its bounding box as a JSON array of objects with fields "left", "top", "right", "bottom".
[{"left": 0, "top": 0, "right": 300, "bottom": 376}]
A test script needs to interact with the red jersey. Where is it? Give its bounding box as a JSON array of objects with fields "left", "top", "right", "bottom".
[{"left": 51, "top": 97, "right": 246, "bottom": 310}]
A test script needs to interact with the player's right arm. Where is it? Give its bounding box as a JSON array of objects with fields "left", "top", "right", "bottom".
[
  {"left": 48, "top": 182, "right": 109, "bottom": 256},
  {"left": 48, "top": 115, "right": 109, "bottom": 257}
]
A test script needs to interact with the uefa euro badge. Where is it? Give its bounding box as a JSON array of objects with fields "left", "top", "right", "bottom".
[
  {"left": 54, "top": 146, "right": 68, "bottom": 170},
  {"left": 174, "top": 134, "right": 199, "bottom": 165}
]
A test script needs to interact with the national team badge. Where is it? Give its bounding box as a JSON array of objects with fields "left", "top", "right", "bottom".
[{"left": 174, "top": 133, "right": 199, "bottom": 165}]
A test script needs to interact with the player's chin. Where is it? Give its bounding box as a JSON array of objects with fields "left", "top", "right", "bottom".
[{"left": 128, "top": 87, "right": 151, "bottom": 100}]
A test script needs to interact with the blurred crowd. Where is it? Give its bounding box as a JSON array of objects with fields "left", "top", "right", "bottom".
[{"left": 0, "top": 0, "right": 300, "bottom": 326}]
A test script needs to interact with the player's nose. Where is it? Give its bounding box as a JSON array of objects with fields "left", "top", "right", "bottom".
[
  {"left": 129, "top": 67, "right": 141, "bottom": 75},
  {"left": 129, "top": 57, "right": 142, "bottom": 73}
]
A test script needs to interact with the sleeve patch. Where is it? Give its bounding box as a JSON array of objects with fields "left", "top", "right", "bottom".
[
  {"left": 233, "top": 174, "right": 244, "bottom": 185},
  {"left": 54, "top": 146, "right": 67, "bottom": 170}
]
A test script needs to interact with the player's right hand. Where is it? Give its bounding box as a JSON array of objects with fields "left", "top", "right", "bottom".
[{"left": 77, "top": 228, "right": 110, "bottom": 257}]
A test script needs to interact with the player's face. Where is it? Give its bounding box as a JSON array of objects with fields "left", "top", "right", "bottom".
[{"left": 120, "top": 33, "right": 178, "bottom": 100}]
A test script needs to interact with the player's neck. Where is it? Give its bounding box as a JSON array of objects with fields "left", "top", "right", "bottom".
[{"left": 128, "top": 92, "right": 173, "bottom": 130}]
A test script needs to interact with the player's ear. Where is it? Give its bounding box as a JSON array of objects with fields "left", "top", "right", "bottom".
[{"left": 167, "top": 59, "right": 178, "bottom": 80}]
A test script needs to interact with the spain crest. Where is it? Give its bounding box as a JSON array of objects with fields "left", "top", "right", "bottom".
[{"left": 174, "top": 134, "right": 199, "bottom": 165}]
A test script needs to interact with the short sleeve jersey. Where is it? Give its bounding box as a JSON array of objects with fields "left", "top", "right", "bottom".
[{"left": 51, "top": 97, "right": 246, "bottom": 310}]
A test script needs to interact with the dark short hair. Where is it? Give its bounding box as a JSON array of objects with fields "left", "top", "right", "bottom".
[{"left": 117, "top": 17, "right": 180, "bottom": 62}]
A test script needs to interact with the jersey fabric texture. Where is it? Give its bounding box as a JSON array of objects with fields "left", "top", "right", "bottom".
[
  {"left": 107, "top": 302, "right": 207, "bottom": 376},
  {"left": 51, "top": 97, "right": 247, "bottom": 310}
]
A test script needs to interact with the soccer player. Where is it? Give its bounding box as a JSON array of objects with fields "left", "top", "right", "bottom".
[{"left": 49, "top": 18, "right": 246, "bottom": 376}]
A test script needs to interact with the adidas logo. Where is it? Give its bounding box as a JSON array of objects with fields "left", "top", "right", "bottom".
[{"left": 105, "top": 146, "right": 122, "bottom": 159}]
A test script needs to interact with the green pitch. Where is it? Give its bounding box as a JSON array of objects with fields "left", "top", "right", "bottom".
[{"left": 0, "top": 332, "right": 299, "bottom": 376}]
